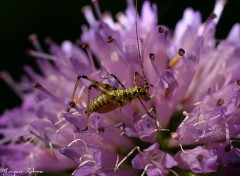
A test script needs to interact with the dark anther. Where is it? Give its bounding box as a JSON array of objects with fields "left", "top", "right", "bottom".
[
  {"left": 107, "top": 35, "right": 114, "bottom": 43},
  {"left": 196, "top": 154, "right": 203, "bottom": 162},
  {"left": 81, "top": 42, "right": 89, "bottom": 49},
  {"left": 237, "top": 80, "right": 240, "bottom": 85},
  {"left": 44, "top": 37, "right": 53, "bottom": 45},
  {"left": 18, "top": 136, "right": 24, "bottom": 142},
  {"left": 209, "top": 13, "right": 217, "bottom": 20},
  {"left": 76, "top": 125, "right": 88, "bottom": 132},
  {"left": 82, "top": 126, "right": 88, "bottom": 131},
  {"left": 217, "top": 99, "right": 224, "bottom": 106},
  {"left": 17, "top": 136, "right": 32, "bottom": 143},
  {"left": 75, "top": 39, "right": 82, "bottom": 46},
  {"left": 225, "top": 144, "right": 231, "bottom": 152},
  {"left": 158, "top": 26, "right": 164, "bottom": 33},
  {"left": 120, "top": 122, "right": 126, "bottom": 132},
  {"left": 33, "top": 82, "right": 42, "bottom": 88},
  {"left": 149, "top": 53, "right": 155, "bottom": 61},
  {"left": 164, "top": 87, "right": 170, "bottom": 98},
  {"left": 178, "top": 48, "right": 185, "bottom": 56},
  {"left": 98, "top": 127, "right": 105, "bottom": 133},
  {"left": 76, "top": 126, "right": 88, "bottom": 132}
]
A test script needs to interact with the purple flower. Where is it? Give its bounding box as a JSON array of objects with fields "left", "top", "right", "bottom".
[
  {"left": 1, "top": 0, "right": 240, "bottom": 175},
  {"left": 208, "top": 143, "right": 240, "bottom": 176},
  {"left": 123, "top": 112, "right": 158, "bottom": 142},
  {"left": 175, "top": 146, "right": 218, "bottom": 173},
  {"left": 131, "top": 143, "right": 177, "bottom": 176},
  {"left": 0, "top": 93, "right": 75, "bottom": 172},
  {"left": 172, "top": 81, "right": 240, "bottom": 146}
]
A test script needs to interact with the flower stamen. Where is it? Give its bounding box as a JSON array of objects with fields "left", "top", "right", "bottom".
[
  {"left": 81, "top": 42, "right": 95, "bottom": 72},
  {"left": 149, "top": 53, "right": 161, "bottom": 78},
  {"left": 82, "top": 6, "right": 96, "bottom": 26},
  {"left": 158, "top": 26, "right": 165, "bottom": 33},
  {"left": 33, "top": 82, "right": 62, "bottom": 103},
  {"left": 107, "top": 35, "right": 114, "bottom": 43},
  {"left": 26, "top": 50, "right": 56, "bottom": 61},
  {"left": 0, "top": 71, "right": 24, "bottom": 98},
  {"left": 216, "top": 98, "right": 225, "bottom": 106},
  {"left": 213, "top": 0, "right": 227, "bottom": 24},
  {"left": 91, "top": 0, "right": 102, "bottom": 19},
  {"left": 28, "top": 34, "right": 43, "bottom": 52},
  {"left": 114, "top": 146, "right": 141, "bottom": 172},
  {"left": 168, "top": 48, "right": 185, "bottom": 68}
]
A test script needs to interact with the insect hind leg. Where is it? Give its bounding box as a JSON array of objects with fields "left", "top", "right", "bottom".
[
  {"left": 79, "top": 74, "right": 117, "bottom": 91},
  {"left": 84, "top": 83, "right": 107, "bottom": 131},
  {"left": 67, "top": 74, "right": 117, "bottom": 112}
]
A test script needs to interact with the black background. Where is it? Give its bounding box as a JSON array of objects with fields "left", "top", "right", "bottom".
[{"left": 0, "top": 0, "right": 239, "bottom": 114}]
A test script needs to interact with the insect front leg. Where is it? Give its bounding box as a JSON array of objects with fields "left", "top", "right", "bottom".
[
  {"left": 133, "top": 72, "right": 155, "bottom": 119},
  {"left": 133, "top": 71, "right": 145, "bottom": 87},
  {"left": 106, "top": 73, "right": 126, "bottom": 89}
]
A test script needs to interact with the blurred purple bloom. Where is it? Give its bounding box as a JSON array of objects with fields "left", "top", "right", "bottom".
[
  {"left": 1, "top": 0, "right": 240, "bottom": 175},
  {"left": 0, "top": 94, "right": 75, "bottom": 172},
  {"left": 208, "top": 143, "right": 240, "bottom": 176}
]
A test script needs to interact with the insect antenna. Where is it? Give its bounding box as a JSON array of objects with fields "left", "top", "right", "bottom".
[{"left": 135, "top": 0, "right": 148, "bottom": 86}]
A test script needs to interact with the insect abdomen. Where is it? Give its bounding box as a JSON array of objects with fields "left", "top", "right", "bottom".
[{"left": 90, "top": 87, "right": 138, "bottom": 113}]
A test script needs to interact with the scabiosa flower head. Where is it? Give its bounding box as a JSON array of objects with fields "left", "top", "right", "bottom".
[{"left": 1, "top": 0, "right": 240, "bottom": 175}]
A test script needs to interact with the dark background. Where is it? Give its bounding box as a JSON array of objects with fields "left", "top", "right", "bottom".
[{"left": 0, "top": 0, "right": 239, "bottom": 114}]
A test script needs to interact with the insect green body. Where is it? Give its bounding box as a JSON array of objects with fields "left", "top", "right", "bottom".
[
  {"left": 90, "top": 88, "right": 138, "bottom": 113},
  {"left": 90, "top": 84, "right": 150, "bottom": 113},
  {"left": 67, "top": 72, "right": 151, "bottom": 131}
]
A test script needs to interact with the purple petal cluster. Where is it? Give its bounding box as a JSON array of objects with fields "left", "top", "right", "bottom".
[
  {"left": 132, "top": 143, "right": 177, "bottom": 175},
  {"left": 1, "top": 0, "right": 240, "bottom": 175}
]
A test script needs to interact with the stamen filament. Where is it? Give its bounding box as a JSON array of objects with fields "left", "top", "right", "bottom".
[
  {"left": 92, "top": 0, "right": 102, "bottom": 19},
  {"left": 28, "top": 34, "right": 44, "bottom": 52},
  {"left": 81, "top": 43, "right": 95, "bottom": 72},
  {"left": 168, "top": 48, "right": 185, "bottom": 68},
  {"left": 115, "top": 146, "right": 141, "bottom": 171},
  {"left": 149, "top": 53, "right": 161, "bottom": 78},
  {"left": 33, "top": 82, "right": 62, "bottom": 103},
  {"left": 82, "top": 6, "right": 96, "bottom": 26},
  {"left": 213, "top": 0, "right": 227, "bottom": 24},
  {"left": 67, "top": 139, "right": 89, "bottom": 153},
  {"left": 0, "top": 71, "right": 24, "bottom": 98},
  {"left": 27, "top": 50, "right": 56, "bottom": 61}
]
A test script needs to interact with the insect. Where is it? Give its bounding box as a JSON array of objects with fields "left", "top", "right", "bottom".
[{"left": 67, "top": 0, "right": 152, "bottom": 131}]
